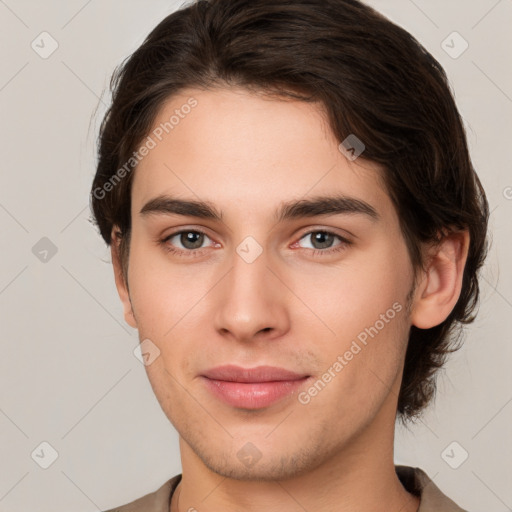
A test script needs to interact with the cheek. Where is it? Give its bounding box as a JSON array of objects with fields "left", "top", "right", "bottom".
[
  {"left": 291, "top": 242, "right": 411, "bottom": 404},
  {"left": 297, "top": 314, "right": 408, "bottom": 434},
  {"left": 292, "top": 245, "right": 410, "bottom": 341},
  {"left": 126, "top": 241, "right": 211, "bottom": 338}
]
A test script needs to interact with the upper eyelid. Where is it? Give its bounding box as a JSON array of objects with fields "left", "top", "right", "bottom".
[
  {"left": 296, "top": 226, "right": 354, "bottom": 240},
  {"left": 163, "top": 226, "right": 213, "bottom": 240}
]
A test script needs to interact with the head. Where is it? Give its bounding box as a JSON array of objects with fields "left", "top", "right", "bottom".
[{"left": 90, "top": 0, "right": 488, "bottom": 480}]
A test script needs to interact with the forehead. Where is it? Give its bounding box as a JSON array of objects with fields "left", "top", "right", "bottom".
[{"left": 131, "top": 87, "right": 392, "bottom": 220}]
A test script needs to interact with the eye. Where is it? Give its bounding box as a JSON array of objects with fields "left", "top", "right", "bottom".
[
  {"left": 161, "top": 229, "right": 215, "bottom": 255},
  {"left": 295, "top": 230, "right": 351, "bottom": 255},
  {"left": 160, "top": 228, "right": 351, "bottom": 258}
]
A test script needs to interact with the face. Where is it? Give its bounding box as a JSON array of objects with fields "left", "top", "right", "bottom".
[{"left": 114, "top": 87, "right": 417, "bottom": 480}]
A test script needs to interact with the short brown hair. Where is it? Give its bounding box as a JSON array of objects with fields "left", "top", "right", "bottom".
[{"left": 90, "top": 0, "right": 489, "bottom": 422}]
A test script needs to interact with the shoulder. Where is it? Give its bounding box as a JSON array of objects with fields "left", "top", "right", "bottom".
[
  {"left": 396, "top": 465, "right": 468, "bottom": 512},
  {"left": 102, "top": 474, "right": 182, "bottom": 512}
]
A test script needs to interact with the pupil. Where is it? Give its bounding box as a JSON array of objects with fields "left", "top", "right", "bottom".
[
  {"left": 182, "top": 232, "right": 203, "bottom": 249},
  {"left": 313, "top": 232, "right": 333, "bottom": 249}
]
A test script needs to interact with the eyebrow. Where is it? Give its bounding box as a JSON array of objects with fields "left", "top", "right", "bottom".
[{"left": 139, "top": 194, "right": 379, "bottom": 222}]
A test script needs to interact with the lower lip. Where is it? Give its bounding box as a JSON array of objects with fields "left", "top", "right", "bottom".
[{"left": 201, "top": 376, "right": 311, "bottom": 409}]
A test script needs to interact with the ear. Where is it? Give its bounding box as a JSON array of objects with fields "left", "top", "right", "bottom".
[
  {"left": 410, "top": 230, "right": 470, "bottom": 329},
  {"left": 111, "top": 226, "right": 138, "bottom": 329}
]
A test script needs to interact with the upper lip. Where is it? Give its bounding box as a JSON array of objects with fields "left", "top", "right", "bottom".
[{"left": 202, "top": 365, "right": 309, "bottom": 383}]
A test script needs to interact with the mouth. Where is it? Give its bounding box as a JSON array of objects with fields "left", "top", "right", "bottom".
[{"left": 200, "top": 365, "right": 311, "bottom": 409}]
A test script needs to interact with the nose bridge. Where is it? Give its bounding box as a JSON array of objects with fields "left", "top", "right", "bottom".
[
  {"left": 231, "top": 238, "right": 270, "bottom": 297},
  {"left": 213, "top": 237, "right": 289, "bottom": 340}
]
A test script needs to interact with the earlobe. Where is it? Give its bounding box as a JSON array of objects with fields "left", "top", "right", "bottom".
[
  {"left": 410, "top": 230, "right": 470, "bottom": 329},
  {"left": 110, "top": 226, "right": 138, "bottom": 329}
]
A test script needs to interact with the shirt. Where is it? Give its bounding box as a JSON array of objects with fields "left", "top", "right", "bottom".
[{"left": 102, "top": 465, "right": 468, "bottom": 511}]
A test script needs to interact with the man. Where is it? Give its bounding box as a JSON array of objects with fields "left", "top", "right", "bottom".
[{"left": 90, "top": 0, "right": 489, "bottom": 510}]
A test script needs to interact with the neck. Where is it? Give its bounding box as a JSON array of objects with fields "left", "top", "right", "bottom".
[{"left": 170, "top": 411, "right": 420, "bottom": 512}]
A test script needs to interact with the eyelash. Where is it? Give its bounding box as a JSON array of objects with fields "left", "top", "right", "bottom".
[{"left": 159, "top": 229, "right": 352, "bottom": 258}]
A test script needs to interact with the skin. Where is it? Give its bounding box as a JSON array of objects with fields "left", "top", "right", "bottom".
[{"left": 110, "top": 86, "right": 469, "bottom": 512}]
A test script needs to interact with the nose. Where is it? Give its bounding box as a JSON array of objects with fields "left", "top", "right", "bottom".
[{"left": 213, "top": 241, "right": 291, "bottom": 343}]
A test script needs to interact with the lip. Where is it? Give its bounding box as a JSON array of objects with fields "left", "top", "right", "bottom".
[
  {"left": 201, "top": 365, "right": 311, "bottom": 409},
  {"left": 202, "top": 364, "right": 309, "bottom": 382}
]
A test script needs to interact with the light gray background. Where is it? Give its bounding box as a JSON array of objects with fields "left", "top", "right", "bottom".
[{"left": 0, "top": 0, "right": 511, "bottom": 511}]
